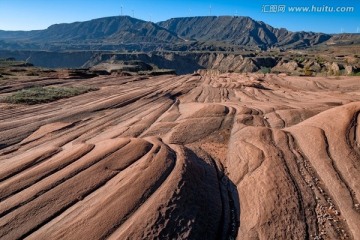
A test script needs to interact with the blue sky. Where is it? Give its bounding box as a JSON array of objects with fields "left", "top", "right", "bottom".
[{"left": 0, "top": 0, "right": 359, "bottom": 33}]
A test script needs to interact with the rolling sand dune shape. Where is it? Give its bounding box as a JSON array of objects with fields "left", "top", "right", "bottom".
[{"left": 0, "top": 73, "right": 359, "bottom": 239}]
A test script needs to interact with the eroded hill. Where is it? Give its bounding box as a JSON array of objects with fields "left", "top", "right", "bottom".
[
  {"left": 1, "top": 16, "right": 359, "bottom": 51},
  {"left": 0, "top": 69, "right": 359, "bottom": 239}
]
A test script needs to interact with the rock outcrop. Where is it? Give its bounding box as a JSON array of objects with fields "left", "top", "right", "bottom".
[{"left": 0, "top": 71, "right": 360, "bottom": 239}]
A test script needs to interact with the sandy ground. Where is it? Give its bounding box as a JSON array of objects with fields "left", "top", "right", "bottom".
[{"left": 0, "top": 72, "right": 359, "bottom": 239}]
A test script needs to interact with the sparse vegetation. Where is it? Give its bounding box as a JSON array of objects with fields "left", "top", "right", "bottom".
[
  {"left": 303, "top": 66, "right": 313, "bottom": 76},
  {"left": 4, "top": 86, "right": 98, "bottom": 105},
  {"left": 0, "top": 59, "right": 31, "bottom": 67},
  {"left": 315, "top": 55, "right": 325, "bottom": 64},
  {"left": 26, "top": 72, "right": 40, "bottom": 76},
  {"left": 338, "top": 69, "right": 346, "bottom": 76},
  {"left": 295, "top": 56, "right": 305, "bottom": 63},
  {"left": 138, "top": 69, "right": 176, "bottom": 76},
  {"left": 259, "top": 67, "right": 271, "bottom": 74}
]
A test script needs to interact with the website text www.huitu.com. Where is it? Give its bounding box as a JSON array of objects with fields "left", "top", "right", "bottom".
[{"left": 262, "top": 5, "right": 355, "bottom": 13}]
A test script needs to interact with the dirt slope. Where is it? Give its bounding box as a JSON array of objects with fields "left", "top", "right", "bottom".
[{"left": 0, "top": 72, "right": 359, "bottom": 239}]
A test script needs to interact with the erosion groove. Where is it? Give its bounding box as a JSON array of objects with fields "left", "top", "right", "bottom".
[
  {"left": 347, "top": 111, "right": 360, "bottom": 158},
  {"left": 0, "top": 73, "right": 360, "bottom": 239},
  {"left": 270, "top": 130, "right": 310, "bottom": 239}
]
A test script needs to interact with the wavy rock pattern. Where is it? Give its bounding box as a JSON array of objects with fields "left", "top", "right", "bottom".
[{"left": 0, "top": 73, "right": 359, "bottom": 239}]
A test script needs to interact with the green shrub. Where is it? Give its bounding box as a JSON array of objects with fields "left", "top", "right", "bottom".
[
  {"left": 26, "top": 72, "right": 39, "bottom": 76},
  {"left": 303, "top": 66, "right": 313, "bottom": 76},
  {"left": 295, "top": 56, "right": 305, "bottom": 63},
  {"left": 4, "top": 85, "right": 98, "bottom": 105},
  {"left": 259, "top": 67, "right": 271, "bottom": 74},
  {"left": 315, "top": 55, "right": 325, "bottom": 64}
]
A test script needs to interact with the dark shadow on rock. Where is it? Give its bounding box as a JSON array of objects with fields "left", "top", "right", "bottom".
[
  {"left": 151, "top": 146, "right": 241, "bottom": 240},
  {"left": 179, "top": 147, "right": 241, "bottom": 240},
  {"left": 247, "top": 82, "right": 272, "bottom": 90},
  {"left": 226, "top": 178, "right": 240, "bottom": 239}
]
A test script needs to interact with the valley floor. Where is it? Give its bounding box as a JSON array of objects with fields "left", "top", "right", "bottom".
[{"left": 0, "top": 72, "right": 359, "bottom": 239}]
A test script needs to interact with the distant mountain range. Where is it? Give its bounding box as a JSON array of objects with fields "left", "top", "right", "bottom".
[
  {"left": 0, "top": 16, "right": 359, "bottom": 51},
  {"left": 158, "top": 16, "right": 333, "bottom": 49}
]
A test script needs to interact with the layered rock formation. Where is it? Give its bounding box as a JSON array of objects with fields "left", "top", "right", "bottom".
[{"left": 0, "top": 71, "right": 359, "bottom": 239}]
